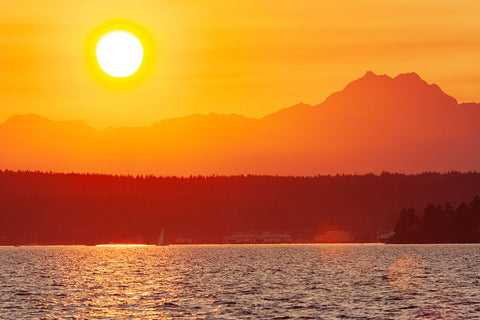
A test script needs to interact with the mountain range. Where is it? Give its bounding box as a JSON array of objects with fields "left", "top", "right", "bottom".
[{"left": 2, "top": 71, "right": 480, "bottom": 175}]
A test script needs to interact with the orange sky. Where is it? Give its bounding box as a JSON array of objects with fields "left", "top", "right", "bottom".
[{"left": 1, "top": 0, "right": 480, "bottom": 128}]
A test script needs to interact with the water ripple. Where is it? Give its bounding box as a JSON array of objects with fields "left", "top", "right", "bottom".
[{"left": 0, "top": 244, "right": 479, "bottom": 319}]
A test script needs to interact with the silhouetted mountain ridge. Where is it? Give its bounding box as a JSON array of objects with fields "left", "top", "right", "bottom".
[
  {"left": 321, "top": 71, "right": 457, "bottom": 110},
  {"left": 1, "top": 71, "right": 479, "bottom": 175},
  {"left": 3, "top": 114, "right": 93, "bottom": 133}
]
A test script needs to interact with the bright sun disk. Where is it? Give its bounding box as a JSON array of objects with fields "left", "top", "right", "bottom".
[{"left": 96, "top": 31, "right": 143, "bottom": 78}]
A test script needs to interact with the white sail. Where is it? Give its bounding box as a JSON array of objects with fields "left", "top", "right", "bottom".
[{"left": 158, "top": 229, "right": 165, "bottom": 245}]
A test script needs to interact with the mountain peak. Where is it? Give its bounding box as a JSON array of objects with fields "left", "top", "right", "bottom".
[
  {"left": 338, "top": 71, "right": 393, "bottom": 94},
  {"left": 360, "top": 71, "right": 392, "bottom": 81},
  {"left": 394, "top": 72, "right": 422, "bottom": 81},
  {"left": 322, "top": 71, "right": 457, "bottom": 108},
  {"left": 355, "top": 71, "right": 426, "bottom": 86},
  {"left": 393, "top": 72, "right": 427, "bottom": 86}
]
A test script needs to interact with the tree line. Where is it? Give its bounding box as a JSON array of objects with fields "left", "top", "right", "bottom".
[
  {"left": 389, "top": 195, "right": 480, "bottom": 243},
  {"left": 1, "top": 170, "right": 480, "bottom": 244}
]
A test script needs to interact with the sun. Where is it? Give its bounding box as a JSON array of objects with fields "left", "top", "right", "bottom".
[
  {"left": 96, "top": 31, "right": 144, "bottom": 78},
  {"left": 86, "top": 21, "right": 155, "bottom": 88}
]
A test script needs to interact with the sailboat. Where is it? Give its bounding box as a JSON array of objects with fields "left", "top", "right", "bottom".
[{"left": 157, "top": 229, "right": 168, "bottom": 246}]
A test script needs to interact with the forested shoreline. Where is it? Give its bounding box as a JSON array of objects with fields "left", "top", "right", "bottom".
[
  {"left": 1, "top": 170, "right": 480, "bottom": 245},
  {"left": 388, "top": 195, "right": 480, "bottom": 243}
]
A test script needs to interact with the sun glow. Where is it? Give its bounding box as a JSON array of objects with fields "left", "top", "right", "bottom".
[
  {"left": 85, "top": 21, "right": 154, "bottom": 90},
  {"left": 96, "top": 31, "right": 143, "bottom": 78}
]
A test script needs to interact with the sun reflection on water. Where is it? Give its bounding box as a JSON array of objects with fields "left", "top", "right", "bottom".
[
  {"left": 386, "top": 254, "right": 426, "bottom": 294},
  {"left": 95, "top": 244, "right": 151, "bottom": 247}
]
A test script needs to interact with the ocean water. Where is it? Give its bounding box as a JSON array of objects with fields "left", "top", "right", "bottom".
[{"left": 0, "top": 244, "right": 479, "bottom": 319}]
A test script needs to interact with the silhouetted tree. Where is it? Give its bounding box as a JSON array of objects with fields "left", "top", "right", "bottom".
[
  {"left": 422, "top": 203, "right": 441, "bottom": 241},
  {"left": 390, "top": 208, "right": 421, "bottom": 243},
  {"left": 455, "top": 202, "right": 470, "bottom": 237},
  {"left": 470, "top": 196, "right": 480, "bottom": 228},
  {"left": 389, "top": 195, "right": 480, "bottom": 243}
]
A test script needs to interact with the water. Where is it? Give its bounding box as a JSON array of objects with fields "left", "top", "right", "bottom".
[{"left": 0, "top": 244, "right": 479, "bottom": 319}]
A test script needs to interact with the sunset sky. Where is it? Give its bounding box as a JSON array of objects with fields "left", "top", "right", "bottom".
[{"left": 1, "top": 0, "right": 480, "bottom": 128}]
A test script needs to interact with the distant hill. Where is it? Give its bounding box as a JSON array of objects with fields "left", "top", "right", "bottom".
[
  {"left": 1, "top": 71, "right": 480, "bottom": 175},
  {"left": 1, "top": 171, "right": 480, "bottom": 245}
]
